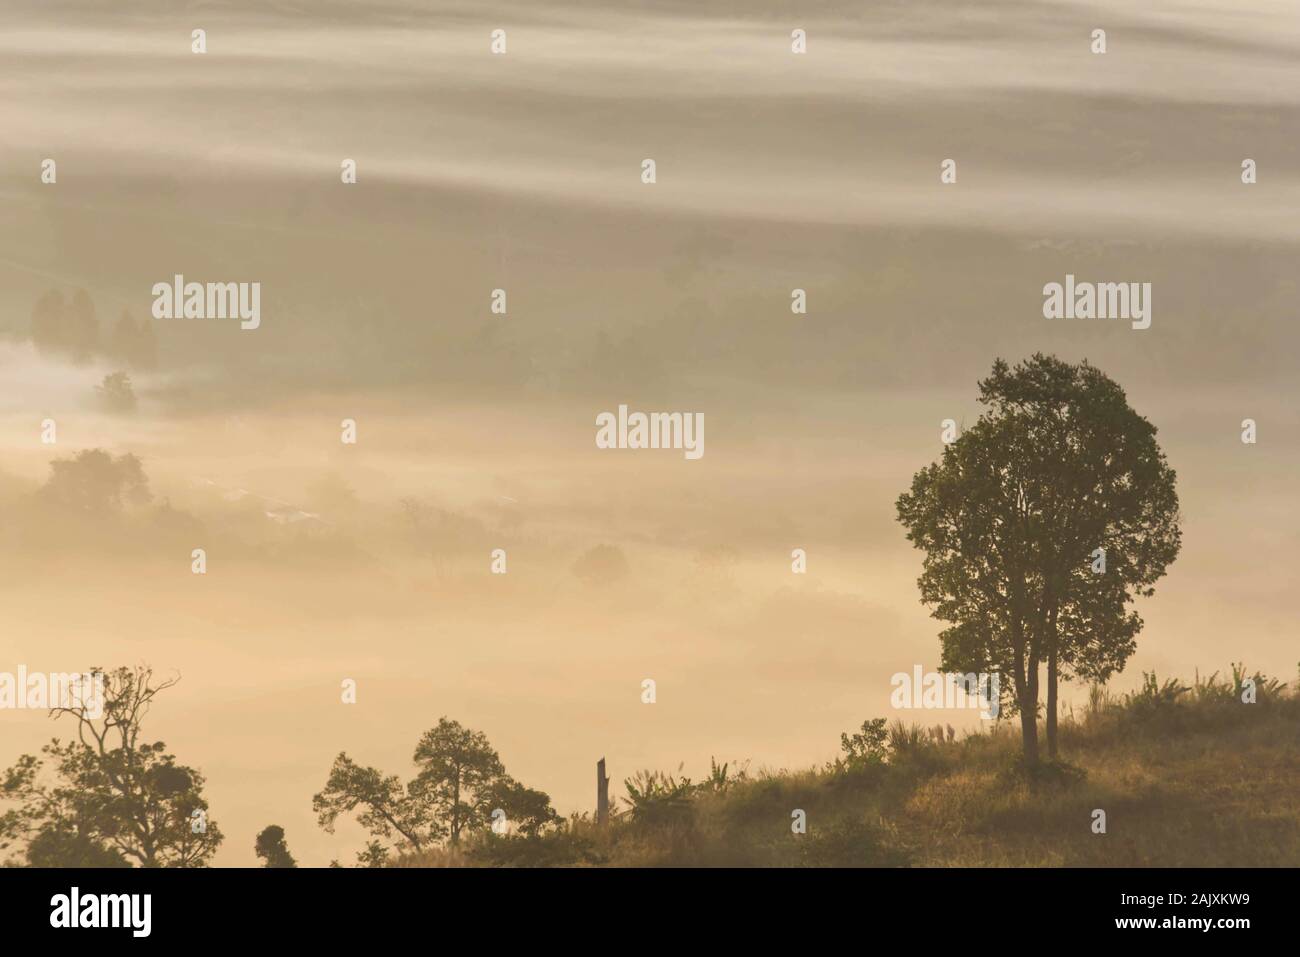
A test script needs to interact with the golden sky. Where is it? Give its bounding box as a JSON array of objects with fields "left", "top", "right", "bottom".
[{"left": 0, "top": 0, "right": 1297, "bottom": 865}]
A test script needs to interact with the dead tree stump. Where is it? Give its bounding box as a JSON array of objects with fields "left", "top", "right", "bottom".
[{"left": 596, "top": 757, "right": 610, "bottom": 825}]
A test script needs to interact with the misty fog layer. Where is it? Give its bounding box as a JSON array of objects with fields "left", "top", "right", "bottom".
[{"left": 1, "top": 0, "right": 1296, "bottom": 864}]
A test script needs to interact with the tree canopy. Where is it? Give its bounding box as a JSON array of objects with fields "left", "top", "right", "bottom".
[
  {"left": 896, "top": 355, "right": 1181, "bottom": 763},
  {"left": 313, "top": 716, "right": 557, "bottom": 864},
  {"left": 39, "top": 449, "right": 152, "bottom": 515},
  {"left": 0, "top": 666, "right": 223, "bottom": 867},
  {"left": 254, "top": 825, "right": 298, "bottom": 868}
]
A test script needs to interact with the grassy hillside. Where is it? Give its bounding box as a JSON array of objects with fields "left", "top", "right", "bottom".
[{"left": 395, "top": 667, "right": 1300, "bottom": 867}]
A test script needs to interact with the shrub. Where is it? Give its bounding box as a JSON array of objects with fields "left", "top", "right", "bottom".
[
  {"left": 623, "top": 768, "right": 694, "bottom": 828},
  {"left": 839, "top": 718, "right": 889, "bottom": 768}
]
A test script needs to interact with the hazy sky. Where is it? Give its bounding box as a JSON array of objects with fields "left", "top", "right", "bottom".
[{"left": 0, "top": 0, "right": 1296, "bottom": 865}]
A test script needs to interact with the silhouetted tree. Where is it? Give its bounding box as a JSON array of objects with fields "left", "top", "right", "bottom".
[
  {"left": 314, "top": 718, "right": 554, "bottom": 861},
  {"left": 23, "top": 828, "right": 130, "bottom": 868},
  {"left": 39, "top": 449, "right": 151, "bottom": 514},
  {"left": 254, "top": 825, "right": 297, "bottom": 868},
  {"left": 412, "top": 718, "right": 505, "bottom": 846},
  {"left": 95, "top": 372, "right": 137, "bottom": 413},
  {"left": 896, "top": 355, "right": 1180, "bottom": 764},
  {"left": 0, "top": 666, "right": 223, "bottom": 866},
  {"left": 313, "top": 754, "right": 431, "bottom": 866},
  {"left": 483, "top": 777, "right": 560, "bottom": 837}
]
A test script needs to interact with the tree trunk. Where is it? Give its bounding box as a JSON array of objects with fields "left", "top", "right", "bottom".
[
  {"left": 1018, "top": 702, "right": 1039, "bottom": 766},
  {"left": 450, "top": 773, "right": 461, "bottom": 846},
  {"left": 596, "top": 758, "right": 610, "bottom": 825},
  {"left": 1019, "top": 655, "right": 1040, "bottom": 767},
  {"left": 1046, "top": 646, "right": 1058, "bottom": 760}
]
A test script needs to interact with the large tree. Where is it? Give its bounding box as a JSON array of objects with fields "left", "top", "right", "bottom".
[
  {"left": 896, "top": 355, "right": 1180, "bottom": 764},
  {"left": 0, "top": 666, "right": 222, "bottom": 867}
]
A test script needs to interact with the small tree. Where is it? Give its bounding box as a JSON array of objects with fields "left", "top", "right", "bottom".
[
  {"left": 254, "top": 825, "right": 297, "bottom": 868},
  {"left": 95, "top": 372, "right": 137, "bottom": 413},
  {"left": 39, "top": 449, "right": 151, "bottom": 514},
  {"left": 314, "top": 718, "right": 554, "bottom": 861},
  {"left": 840, "top": 718, "right": 890, "bottom": 767},
  {"left": 94, "top": 369, "right": 136, "bottom": 410},
  {"left": 0, "top": 666, "right": 222, "bottom": 867}
]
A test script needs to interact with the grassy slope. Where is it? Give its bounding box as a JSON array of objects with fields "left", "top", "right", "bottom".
[{"left": 398, "top": 678, "right": 1300, "bottom": 867}]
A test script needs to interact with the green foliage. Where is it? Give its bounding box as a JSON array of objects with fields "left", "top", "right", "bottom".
[
  {"left": 314, "top": 717, "right": 557, "bottom": 862},
  {"left": 312, "top": 753, "right": 430, "bottom": 863},
  {"left": 468, "top": 824, "right": 608, "bottom": 867},
  {"left": 698, "top": 756, "right": 745, "bottom": 794},
  {"left": 995, "top": 754, "right": 1088, "bottom": 792},
  {"left": 896, "top": 355, "right": 1181, "bottom": 762},
  {"left": 839, "top": 718, "right": 889, "bottom": 767},
  {"left": 23, "top": 828, "right": 130, "bottom": 868},
  {"left": 623, "top": 768, "right": 694, "bottom": 827},
  {"left": 411, "top": 717, "right": 507, "bottom": 846},
  {"left": 356, "top": 840, "right": 390, "bottom": 868},
  {"left": 1123, "top": 671, "right": 1189, "bottom": 716},
  {"left": 1131, "top": 664, "right": 1287, "bottom": 712},
  {"left": 483, "top": 777, "right": 560, "bottom": 837},
  {"left": 798, "top": 817, "right": 909, "bottom": 867},
  {"left": 1086, "top": 682, "right": 1111, "bottom": 718},
  {"left": 887, "top": 719, "right": 928, "bottom": 757},
  {"left": 1229, "top": 662, "right": 1285, "bottom": 701},
  {"left": 389, "top": 669, "right": 1299, "bottom": 868}
]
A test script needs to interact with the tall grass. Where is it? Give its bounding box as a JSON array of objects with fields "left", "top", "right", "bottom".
[{"left": 392, "top": 665, "right": 1300, "bottom": 867}]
